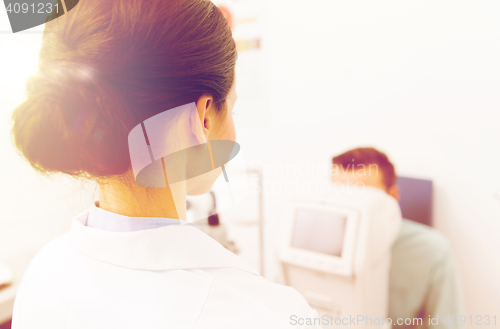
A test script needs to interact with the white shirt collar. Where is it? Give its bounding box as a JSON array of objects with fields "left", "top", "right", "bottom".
[
  {"left": 86, "top": 203, "right": 185, "bottom": 232},
  {"left": 69, "top": 209, "right": 259, "bottom": 275}
]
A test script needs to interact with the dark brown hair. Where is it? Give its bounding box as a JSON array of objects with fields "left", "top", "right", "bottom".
[
  {"left": 332, "top": 147, "right": 397, "bottom": 190},
  {"left": 12, "top": 0, "right": 236, "bottom": 178}
]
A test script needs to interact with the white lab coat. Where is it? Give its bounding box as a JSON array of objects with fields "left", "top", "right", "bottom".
[{"left": 12, "top": 210, "right": 321, "bottom": 329}]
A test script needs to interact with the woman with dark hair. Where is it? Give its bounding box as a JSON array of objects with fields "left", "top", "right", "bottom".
[{"left": 10, "top": 0, "right": 320, "bottom": 328}]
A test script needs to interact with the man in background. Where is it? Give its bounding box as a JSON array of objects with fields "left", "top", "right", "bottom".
[{"left": 331, "top": 147, "right": 464, "bottom": 329}]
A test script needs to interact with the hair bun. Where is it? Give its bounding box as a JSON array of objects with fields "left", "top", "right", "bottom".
[
  {"left": 11, "top": 66, "right": 128, "bottom": 176},
  {"left": 12, "top": 0, "right": 237, "bottom": 179}
]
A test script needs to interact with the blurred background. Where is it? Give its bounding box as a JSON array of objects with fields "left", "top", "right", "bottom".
[{"left": 1, "top": 0, "right": 500, "bottom": 327}]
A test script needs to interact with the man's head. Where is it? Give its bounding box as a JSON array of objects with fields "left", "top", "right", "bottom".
[{"left": 331, "top": 147, "right": 400, "bottom": 200}]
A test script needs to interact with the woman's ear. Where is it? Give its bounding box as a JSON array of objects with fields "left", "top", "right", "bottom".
[
  {"left": 190, "top": 108, "right": 206, "bottom": 144},
  {"left": 191, "top": 96, "right": 213, "bottom": 144}
]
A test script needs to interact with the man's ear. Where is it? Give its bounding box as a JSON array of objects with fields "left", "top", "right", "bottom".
[{"left": 388, "top": 185, "right": 400, "bottom": 202}]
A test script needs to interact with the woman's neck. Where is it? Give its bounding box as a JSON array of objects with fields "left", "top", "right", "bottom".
[{"left": 97, "top": 172, "right": 185, "bottom": 219}]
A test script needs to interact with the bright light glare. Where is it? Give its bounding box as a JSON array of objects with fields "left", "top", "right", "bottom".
[{"left": 0, "top": 12, "right": 44, "bottom": 107}]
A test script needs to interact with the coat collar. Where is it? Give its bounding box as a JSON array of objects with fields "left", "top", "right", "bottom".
[
  {"left": 69, "top": 209, "right": 259, "bottom": 275},
  {"left": 86, "top": 203, "right": 184, "bottom": 232}
]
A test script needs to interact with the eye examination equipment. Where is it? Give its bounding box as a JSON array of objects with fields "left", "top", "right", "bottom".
[
  {"left": 187, "top": 191, "right": 238, "bottom": 254},
  {"left": 279, "top": 187, "right": 402, "bottom": 328},
  {"left": 186, "top": 167, "right": 266, "bottom": 275}
]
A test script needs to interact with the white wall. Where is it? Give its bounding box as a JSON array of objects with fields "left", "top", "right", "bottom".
[
  {"left": 0, "top": 16, "right": 95, "bottom": 261},
  {"left": 233, "top": 0, "right": 500, "bottom": 324}
]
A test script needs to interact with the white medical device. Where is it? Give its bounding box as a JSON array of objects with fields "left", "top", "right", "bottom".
[
  {"left": 279, "top": 187, "right": 402, "bottom": 328},
  {"left": 280, "top": 204, "right": 358, "bottom": 277}
]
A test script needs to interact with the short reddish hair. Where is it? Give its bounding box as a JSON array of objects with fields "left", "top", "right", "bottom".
[{"left": 332, "top": 147, "right": 396, "bottom": 190}]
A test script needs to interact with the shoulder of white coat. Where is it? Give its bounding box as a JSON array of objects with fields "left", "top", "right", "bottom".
[
  {"left": 13, "top": 233, "right": 74, "bottom": 321},
  {"left": 207, "top": 268, "right": 317, "bottom": 325},
  {"left": 258, "top": 275, "right": 315, "bottom": 317},
  {"left": 22, "top": 232, "right": 77, "bottom": 277}
]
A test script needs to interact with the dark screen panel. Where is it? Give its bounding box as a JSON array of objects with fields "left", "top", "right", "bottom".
[
  {"left": 397, "top": 176, "right": 433, "bottom": 226},
  {"left": 291, "top": 209, "right": 346, "bottom": 257}
]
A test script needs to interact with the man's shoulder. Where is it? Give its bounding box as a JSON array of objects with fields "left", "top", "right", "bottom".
[{"left": 396, "top": 219, "right": 453, "bottom": 255}]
